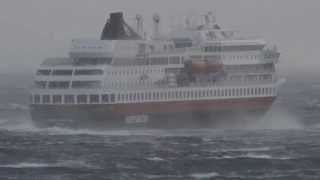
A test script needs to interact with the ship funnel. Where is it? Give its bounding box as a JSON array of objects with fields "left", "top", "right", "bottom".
[{"left": 101, "top": 12, "right": 142, "bottom": 40}]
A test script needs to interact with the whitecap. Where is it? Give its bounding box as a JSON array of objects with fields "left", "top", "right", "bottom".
[
  {"left": 0, "top": 160, "right": 98, "bottom": 169},
  {"left": 0, "top": 163, "right": 55, "bottom": 168},
  {"left": 208, "top": 153, "right": 292, "bottom": 160},
  {"left": 245, "top": 153, "right": 272, "bottom": 159},
  {"left": 190, "top": 172, "right": 219, "bottom": 179},
  {"left": 211, "top": 147, "right": 272, "bottom": 153},
  {"left": 146, "top": 157, "right": 165, "bottom": 161}
]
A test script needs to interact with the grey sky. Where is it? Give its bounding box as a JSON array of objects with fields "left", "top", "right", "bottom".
[{"left": 0, "top": 0, "right": 319, "bottom": 76}]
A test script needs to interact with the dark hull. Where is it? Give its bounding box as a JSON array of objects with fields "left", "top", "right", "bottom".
[{"left": 30, "top": 97, "right": 275, "bottom": 129}]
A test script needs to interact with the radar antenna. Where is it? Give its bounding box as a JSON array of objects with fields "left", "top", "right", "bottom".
[
  {"left": 135, "top": 14, "right": 144, "bottom": 37},
  {"left": 153, "top": 13, "right": 161, "bottom": 39}
]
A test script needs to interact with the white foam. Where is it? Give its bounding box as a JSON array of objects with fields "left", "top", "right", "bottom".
[
  {"left": 190, "top": 172, "right": 219, "bottom": 179},
  {"left": 245, "top": 153, "right": 272, "bottom": 159},
  {"left": 211, "top": 147, "right": 272, "bottom": 153},
  {"left": 0, "top": 119, "right": 160, "bottom": 136},
  {"left": 0, "top": 121, "right": 222, "bottom": 137},
  {"left": 0, "top": 160, "right": 97, "bottom": 169},
  {"left": 146, "top": 157, "right": 165, "bottom": 161},
  {"left": 0, "top": 163, "right": 53, "bottom": 168},
  {"left": 209, "top": 153, "right": 291, "bottom": 160}
]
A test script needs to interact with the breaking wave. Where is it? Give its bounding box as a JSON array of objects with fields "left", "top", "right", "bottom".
[
  {"left": 190, "top": 172, "right": 220, "bottom": 179},
  {"left": 210, "top": 147, "right": 272, "bottom": 153},
  {"left": 209, "top": 153, "right": 292, "bottom": 160},
  {"left": 146, "top": 157, "right": 166, "bottom": 161},
  {"left": 0, "top": 160, "right": 97, "bottom": 169}
]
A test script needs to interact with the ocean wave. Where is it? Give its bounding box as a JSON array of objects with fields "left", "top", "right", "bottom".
[
  {"left": 0, "top": 120, "right": 158, "bottom": 136},
  {"left": 146, "top": 157, "right": 165, "bottom": 161},
  {"left": 0, "top": 122, "right": 229, "bottom": 137},
  {"left": 0, "top": 163, "right": 52, "bottom": 168},
  {"left": 0, "top": 160, "right": 98, "bottom": 169},
  {"left": 208, "top": 153, "right": 292, "bottom": 160},
  {"left": 190, "top": 172, "right": 219, "bottom": 179},
  {"left": 210, "top": 147, "right": 272, "bottom": 153}
]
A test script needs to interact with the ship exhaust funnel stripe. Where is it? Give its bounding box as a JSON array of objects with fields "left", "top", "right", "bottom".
[{"left": 101, "top": 12, "right": 142, "bottom": 40}]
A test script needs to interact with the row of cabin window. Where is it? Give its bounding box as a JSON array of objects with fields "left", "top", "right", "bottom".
[
  {"left": 224, "top": 55, "right": 260, "bottom": 61},
  {"left": 32, "top": 87, "right": 276, "bottom": 105},
  {"left": 116, "top": 87, "right": 276, "bottom": 102},
  {"left": 107, "top": 68, "right": 164, "bottom": 76},
  {"left": 225, "top": 64, "right": 275, "bottom": 72},
  {"left": 204, "top": 45, "right": 263, "bottom": 52},
  {"left": 36, "top": 69, "right": 103, "bottom": 76},
  {"left": 229, "top": 74, "right": 273, "bottom": 82},
  {"left": 35, "top": 81, "right": 102, "bottom": 89},
  {"left": 190, "top": 54, "right": 260, "bottom": 61},
  {"left": 32, "top": 87, "right": 275, "bottom": 105},
  {"left": 32, "top": 94, "right": 115, "bottom": 104},
  {"left": 149, "top": 56, "right": 183, "bottom": 65}
]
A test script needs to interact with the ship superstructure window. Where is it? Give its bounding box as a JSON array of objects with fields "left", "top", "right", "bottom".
[
  {"left": 172, "top": 38, "right": 193, "bottom": 48},
  {"left": 169, "top": 56, "right": 180, "bottom": 64},
  {"left": 64, "top": 95, "right": 75, "bottom": 104},
  {"left": 150, "top": 57, "right": 168, "bottom": 65},
  {"left": 74, "top": 58, "right": 112, "bottom": 66},
  {"left": 259, "top": 74, "right": 272, "bottom": 81},
  {"left": 34, "top": 95, "right": 40, "bottom": 104},
  {"left": 77, "top": 95, "right": 87, "bottom": 104},
  {"left": 52, "top": 70, "right": 73, "bottom": 76},
  {"left": 102, "top": 95, "right": 109, "bottom": 103},
  {"left": 35, "top": 81, "right": 47, "bottom": 89},
  {"left": 74, "top": 69, "right": 104, "bottom": 75},
  {"left": 42, "top": 95, "right": 50, "bottom": 104},
  {"left": 90, "top": 95, "right": 99, "bottom": 104},
  {"left": 49, "top": 81, "right": 70, "bottom": 89},
  {"left": 204, "top": 46, "right": 222, "bottom": 52},
  {"left": 110, "top": 94, "right": 115, "bottom": 103},
  {"left": 37, "top": 69, "right": 51, "bottom": 76},
  {"left": 72, "top": 81, "right": 102, "bottom": 89},
  {"left": 53, "top": 95, "right": 62, "bottom": 104}
]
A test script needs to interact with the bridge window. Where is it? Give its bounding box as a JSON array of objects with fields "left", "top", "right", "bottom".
[
  {"left": 49, "top": 81, "right": 70, "bottom": 89},
  {"left": 74, "top": 69, "right": 104, "bottom": 75},
  {"left": 37, "top": 69, "right": 51, "bottom": 75},
  {"left": 35, "top": 81, "right": 47, "bottom": 89},
  {"left": 72, "top": 81, "right": 102, "bottom": 89},
  {"left": 64, "top": 95, "right": 75, "bottom": 104},
  {"left": 52, "top": 70, "right": 73, "bottom": 76}
]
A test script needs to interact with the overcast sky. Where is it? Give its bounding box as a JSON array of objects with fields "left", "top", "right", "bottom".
[{"left": 0, "top": 0, "right": 319, "bottom": 76}]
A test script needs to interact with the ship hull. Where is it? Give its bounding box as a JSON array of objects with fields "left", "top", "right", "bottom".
[{"left": 30, "top": 97, "right": 275, "bottom": 129}]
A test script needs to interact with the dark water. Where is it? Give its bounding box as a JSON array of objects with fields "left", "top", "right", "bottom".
[{"left": 0, "top": 74, "right": 320, "bottom": 180}]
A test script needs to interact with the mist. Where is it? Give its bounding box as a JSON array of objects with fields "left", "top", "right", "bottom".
[{"left": 0, "top": 0, "right": 319, "bottom": 76}]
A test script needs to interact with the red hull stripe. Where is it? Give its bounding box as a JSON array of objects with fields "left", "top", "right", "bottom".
[{"left": 112, "top": 97, "right": 276, "bottom": 115}]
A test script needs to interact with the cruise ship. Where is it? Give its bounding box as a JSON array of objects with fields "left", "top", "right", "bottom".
[{"left": 30, "top": 12, "right": 281, "bottom": 128}]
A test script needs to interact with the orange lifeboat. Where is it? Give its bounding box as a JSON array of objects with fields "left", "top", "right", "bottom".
[
  {"left": 207, "top": 62, "right": 223, "bottom": 73},
  {"left": 190, "top": 60, "right": 223, "bottom": 74},
  {"left": 191, "top": 60, "right": 207, "bottom": 73}
]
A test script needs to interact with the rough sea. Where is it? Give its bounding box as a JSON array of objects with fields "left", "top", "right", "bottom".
[{"left": 0, "top": 74, "right": 319, "bottom": 180}]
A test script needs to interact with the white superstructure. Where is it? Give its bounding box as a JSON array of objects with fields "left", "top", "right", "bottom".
[{"left": 29, "top": 12, "right": 281, "bottom": 127}]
